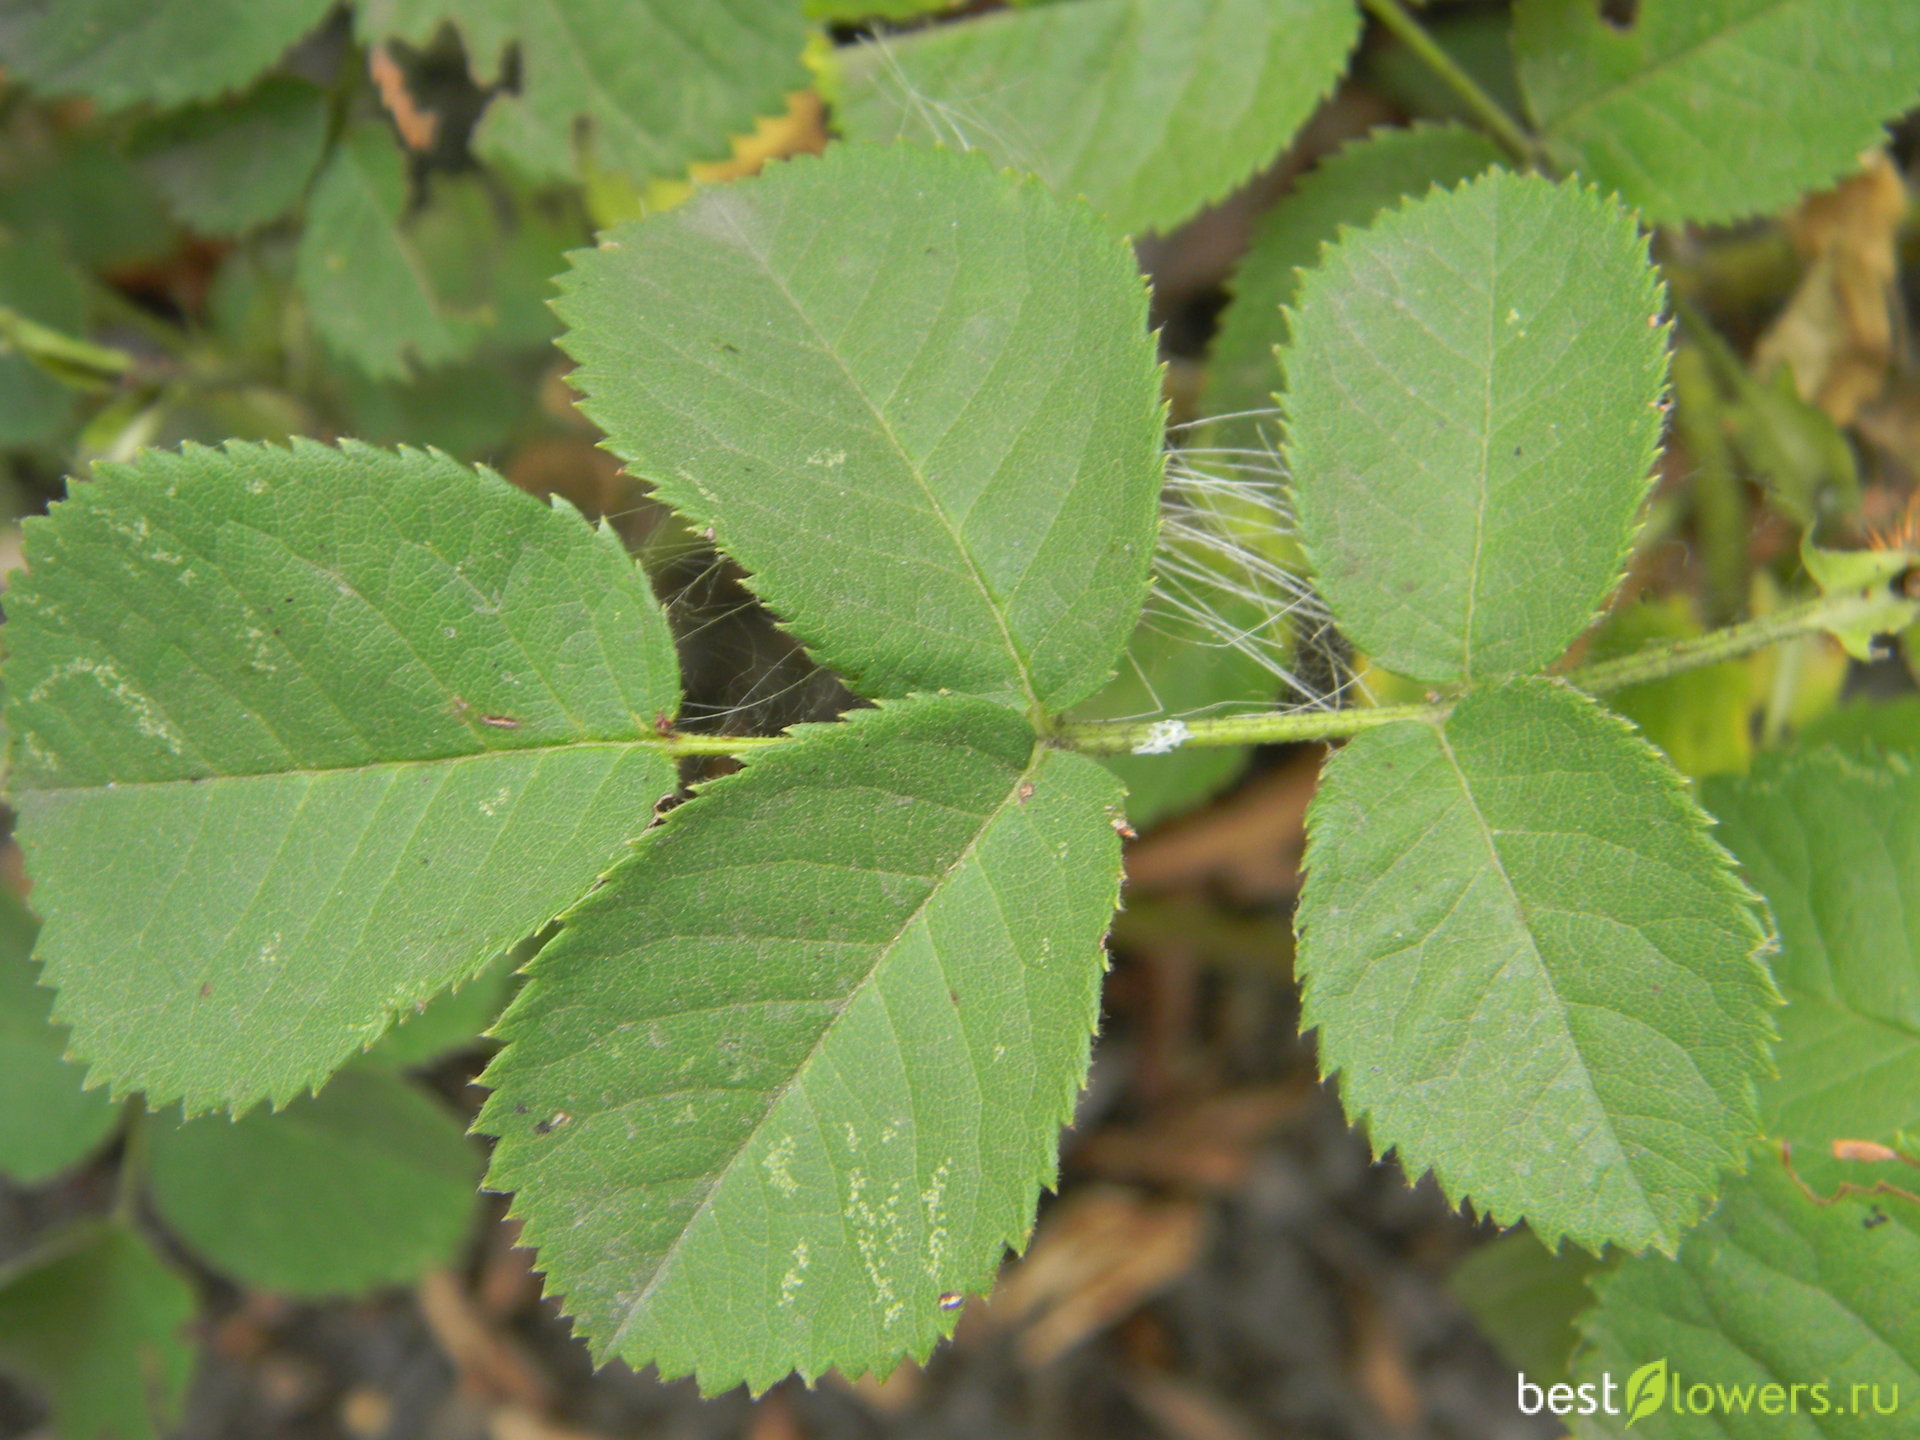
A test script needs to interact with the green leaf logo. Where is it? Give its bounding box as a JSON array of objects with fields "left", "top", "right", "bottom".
[{"left": 1624, "top": 1358, "right": 1669, "bottom": 1428}]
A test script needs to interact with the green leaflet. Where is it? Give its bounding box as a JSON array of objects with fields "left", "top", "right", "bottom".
[
  {"left": 480, "top": 695, "right": 1123, "bottom": 1391},
  {"left": 356, "top": 0, "right": 808, "bottom": 185},
  {"left": 1204, "top": 124, "right": 1506, "bottom": 453},
  {"left": 0, "top": 0, "right": 333, "bottom": 110},
  {"left": 1450, "top": 1230, "right": 1604, "bottom": 1388},
  {"left": 1296, "top": 680, "right": 1774, "bottom": 1252},
  {"left": 559, "top": 143, "right": 1166, "bottom": 715},
  {"left": 808, "top": 0, "right": 956, "bottom": 17},
  {"left": 1705, "top": 747, "right": 1920, "bottom": 1148},
  {"left": 3, "top": 440, "right": 681, "bottom": 1112},
  {"left": 403, "top": 176, "right": 582, "bottom": 355},
  {"left": 0, "top": 133, "right": 178, "bottom": 274},
  {"left": 1283, "top": 170, "right": 1668, "bottom": 684},
  {"left": 0, "top": 1223, "right": 197, "bottom": 1440},
  {"left": 1574, "top": 1151, "right": 1920, "bottom": 1439},
  {"left": 296, "top": 126, "right": 483, "bottom": 380},
  {"left": 1515, "top": 0, "right": 1920, "bottom": 227},
  {"left": 1800, "top": 696, "right": 1920, "bottom": 751},
  {"left": 0, "top": 892, "right": 121, "bottom": 1184},
  {"left": 131, "top": 76, "right": 330, "bottom": 237},
  {"left": 148, "top": 1069, "right": 480, "bottom": 1296},
  {"left": 832, "top": 0, "right": 1361, "bottom": 237},
  {"left": 361, "top": 944, "right": 521, "bottom": 1071}
]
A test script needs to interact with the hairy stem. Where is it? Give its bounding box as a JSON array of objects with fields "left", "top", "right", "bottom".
[
  {"left": 1358, "top": 0, "right": 1539, "bottom": 166},
  {"left": 1564, "top": 589, "right": 1903, "bottom": 694},
  {"left": 656, "top": 584, "right": 1916, "bottom": 759}
]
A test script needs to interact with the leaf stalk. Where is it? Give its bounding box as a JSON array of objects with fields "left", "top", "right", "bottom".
[{"left": 1358, "top": 0, "right": 1539, "bottom": 167}]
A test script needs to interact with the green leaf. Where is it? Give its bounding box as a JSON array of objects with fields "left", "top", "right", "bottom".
[
  {"left": 362, "top": 943, "right": 522, "bottom": 1071},
  {"left": 0, "top": 1223, "right": 197, "bottom": 1440},
  {"left": 1704, "top": 747, "right": 1920, "bottom": 1149},
  {"left": 1204, "top": 124, "right": 1505, "bottom": 452},
  {"left": 0, "top": 232, "right": 87, "bottom": 450},
  {"left": 1574, "top": 1151, "right": 1920, "bottom": 1439},
  {"left": 331, "top": 354, "right": 538, "bottom": 463},
  {"left": 3, "top": 439, "right": 682, "bottom": 1113},
  {"left": 1283, "top": 170, "right": 1669, "bottom": 684},
  {"left": 148, "top": 1068, "right": 480, "bottom": 1296},
  {"left": 479, "top": 694, "right": 1124, "bottom": 1391},
  {"left": 1802, "top": 541, "right": 1916, "bottom": 662},
  {"left": 832, "top": 0, "right": 1362, "bottom": 237},
  {"left": 296, "top": 125, "right": 483, "bottom": 380},
  {"left": 358, "top": 0, "right": 809, "bottom": 185},
  {"left": 0, "top": 0, "right": 333, "bottom": 109},
  {"left": 0, "top": 133, "right": 178, "bottom": 273},
  {"left": 407, "top": 178, "right": 582, "bottom": 355},
  {"left": 1450, "top": 1230, "right": 1604, "bottom": 1387},
  {"left": 1514, "top": 0, "right": 1920, "bottom": 227},
  {"left": 0, "top": 892, "right": 121, "bottom": 1184},
  {"left": 808, "top": 0, "right": 956, "bottom": 18},
  {"left": 1296, "top": 680, "right": 1774, "bottom": 1251},
  {"left": 559, "top": 143, "right": 1166, "bottom": 714},
  {"left": 1799, "top": 696, "right": 1920, "bottom": 752},
  {"left": 131, "top": 76, "right": 329, "bottom": 237}
]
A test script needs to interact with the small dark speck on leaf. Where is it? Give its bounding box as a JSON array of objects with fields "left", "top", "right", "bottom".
[
  {"left": 514, "top": 1103, "right": 530, "bottom": 1114},
  {"left": 198, "top": 982, "right": 212, "bottom": 998},
  {"left": 1866, "top": 1207, "right": 1890, "bottom": 1229},
  {"left": 534, "top": 1111, "right": 572, "bottom": 1136}
]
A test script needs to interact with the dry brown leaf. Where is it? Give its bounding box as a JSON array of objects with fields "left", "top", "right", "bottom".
[
  {"left": 1350, "top": 1288, "right": 1421, "bottom": 1431},
  {"left": 1125, "top": 1372, "right": 1269, "bottom": 1440},
  {"left": 744, "top": 1389, "right": 808, "bottom": 1440},
  {"left": 690, "top": 91, "right": 826, "bottom": 186},
  {"left": 829, "top": 1358, "right": 924, "bottom": 1415},
  {"left": 1754, "top": 153, "right": 1907, "bottom": 424},
  {"left": 490, "top": 1405, "right": 617, "bottom": 1440},
  {"left": 1072, "top": 1081, "right": 1312, "bottom": 1191},
  {"left": 990, "top": 1188, "right": 1207, "bottom": 1367},
  {"left": 368, "top": 45, "right": 438, "bottom": 151},
  {"left": 416, "top": 1270, "right": 551, "bottom": 1412}
]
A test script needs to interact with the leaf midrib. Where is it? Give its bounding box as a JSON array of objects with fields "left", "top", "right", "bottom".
[
  {"left": 606, "top": 737, "right": 1049, "bottom": 1348},
  {"left": 707, "top": 191, "right": 1044, "bottom": 715},
  {"left": 1428, "top": 719, "right": 1653, "bottom": 1232}
]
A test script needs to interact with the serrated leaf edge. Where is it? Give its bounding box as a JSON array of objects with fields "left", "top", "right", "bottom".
[{"left": 1296, "top": 677, "right": 1779, "bottom": 1255}]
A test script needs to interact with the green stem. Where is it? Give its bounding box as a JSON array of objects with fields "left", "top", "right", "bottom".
[
  {"left": 654, "top": 584, "right": 1916, "bottom": 759},
  {"left": 1562, "top": 588, "right": 1900, "bottom": 695},
  {"left": 1054, "top": 699, "right": 1440, "bottom": 756},
  {"left": 0, "top": 306, "right": 138, "bottom": 390},
  {"left": 113, "top": 1107, "right": 149, "bottom": 1223},
  {"left": 1359, "top": 0, "right": 1539, "bottom": 166}
]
